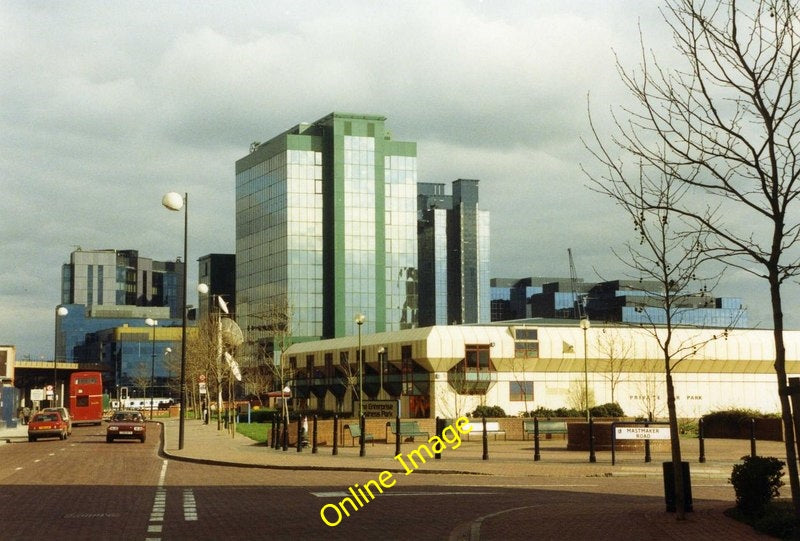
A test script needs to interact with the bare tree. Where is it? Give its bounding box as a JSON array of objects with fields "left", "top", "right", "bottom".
[
  {"left": 632, "top": 363, "right": 665, "bottom": 422},
  {"left": 586, "top": 0, "right": 800, "bottom": 517},
  {"left": 186, "top": 314, "right": 227, "bottom": 427},
  {"left": 586, "top": 134, "right": 732, "bottom": 520},
  {"left": 595, "top": 326, "right": 632, "bottom": 404},
  {"left": 567, "top": 379, "right": 595, "bottom": 413}
]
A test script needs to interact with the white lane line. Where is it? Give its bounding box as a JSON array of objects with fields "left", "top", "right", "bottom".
[
  {"left": 183, "top": 489, "right": 197, "bottom": 521},
  {"left": 147, "top": 460, "right": 169, "bottom": 541},
  {"left": 15, "top": 467, "right": 23, "bottom": 471},
  {"left": 158, "top": 460, "right": 168, "bottom": 486}
]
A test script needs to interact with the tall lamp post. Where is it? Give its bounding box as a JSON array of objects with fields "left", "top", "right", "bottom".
[
  {"left": 162, "top": 191, "right": 188, "bottom": 450},
  {"left": 580, "top": 318, "right": 591, "bottom": 421},
  {"left": 377, "top": 346, "right": 385, "bottom": 400},
  {"left": 145, "top": 318, "right": 158, "bottom": 419},
  {"left": 165, "top": 347, "right": 172, "bottom": 398},
  {"left": 355, "top": 313, "right": 365, "bottom": 418},
  {"left": 55, "top": 306, "right": 69, "bottom": 407}
]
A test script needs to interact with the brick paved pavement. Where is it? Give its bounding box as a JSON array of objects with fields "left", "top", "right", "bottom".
[{"left": 1, "top": 418, "right": 786, "bottom": 539}]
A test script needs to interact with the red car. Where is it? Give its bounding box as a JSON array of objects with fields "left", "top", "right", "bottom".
[
  {"left": 28, "top": 411, "right": 69, "bottom": 442},
  {"left": 106, "top": 410, "right": 146, "bottom": 443}
]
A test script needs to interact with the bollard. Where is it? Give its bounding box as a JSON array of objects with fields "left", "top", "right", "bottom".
[
  {"left": 589, "top": 415, "right": 596, "bottom": 463},
  {"left": 482, "top": 416, "right": 489, "bottom": 461},
  {"left": 359, "top": 414, "right": 366, "bottom": 457},
  {"left": 297, "top": 417, "right": 302, "bottom": 452},
  {"left": 312, "top": 415, "right": 318, "bottom": 454},
  {"left": 533, "top": 416, "right": 540, "bottom": 461},
  {"left": 698, "top": 418, "right": 705, "bottom": 463},
  {"left": 332, "top": 415, "right": 339, "bottom": 456},
  {"left": 269, "top": 414, "right": 275, "bottom": 448},
  {"left": 282, "top": 413, "right": 288, "bottom": 451},
  {"left": 435, "top": 417, "right": 443, "bottom": 460},
  {"left": 395, "top": 413, "right": 401, "bottom": 456},
  {"left": 750, "top": 418, "right": 757, "bottom": 458}
]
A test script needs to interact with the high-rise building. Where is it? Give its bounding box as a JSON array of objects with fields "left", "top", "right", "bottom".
[
  {"left": 235, "top": 113, "right": 419, "bottom": 351},
  {"left": 61, "top": 248, "right": 184, "bottom": 319},
  {"left": 197, "top": 253, "right": 236, "bottom": 322},
  {"left": 418, "top": 180, "right": 490, "bottom": 325}
]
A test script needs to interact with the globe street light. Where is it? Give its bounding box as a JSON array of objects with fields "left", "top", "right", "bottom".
[
  {"left": 145, "top": 318, "right": 158, "bottom": 419},
  {"left": 162, "top": 191, "right": 188, "bottom": 449},
  {"left": 55, "top": 306, "right": 69, "bottom": 407},
  {"left": 377, "top": 346, "right": 386, "bottom": 400},
  {"left": 354, "top": 314, "right": 365, "bottom": 418},
  {"left": 580, "top": 318, "right": 591, "bottom": 421},
  {"left": 165, "top": 347, "right": 172, "bottom": 398}
]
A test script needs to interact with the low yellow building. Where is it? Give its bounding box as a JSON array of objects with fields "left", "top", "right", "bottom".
[{"left": 282, "top": 320, "right": 800, "bottom": 419}]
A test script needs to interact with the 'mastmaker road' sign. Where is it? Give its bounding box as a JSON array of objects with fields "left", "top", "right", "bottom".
[{"left": 615, "top": 426, "right": 671, "bottom": 440}]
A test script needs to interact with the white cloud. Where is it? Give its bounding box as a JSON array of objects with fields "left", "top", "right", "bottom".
[{"left": 0, "top": 0, "right": 788, "bottom": 359}]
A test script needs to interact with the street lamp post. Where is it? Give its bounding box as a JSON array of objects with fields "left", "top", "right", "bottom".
[
  {"left": 162, "top": 191, "right": 188, "bottom": 450},
  {"left": 145, "top": 318, "right": 158, "bottom": 419},
  {"left": 355, "top": 314, "right": 365, "bottom": 418},
  {"left": 165, "top": 347, "right": 172, "bottom": 398},
  {"left": 378, "top": 346, "right": 385, "bottom": 400},
  {"left": 55, "top": 306, "right": 69, "bottom": 407},
  {"left": 580, "top": 318, "right": 591, "bottom": 421}
]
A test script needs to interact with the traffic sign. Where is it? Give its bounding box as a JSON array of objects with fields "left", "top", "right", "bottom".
[{"left": 615, "top": 426, "right": 671, "bottom": 440}]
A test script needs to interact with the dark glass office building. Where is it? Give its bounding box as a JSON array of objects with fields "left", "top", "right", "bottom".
[{"left": 418, "top": 180, "right": 490, "bottom": 325}]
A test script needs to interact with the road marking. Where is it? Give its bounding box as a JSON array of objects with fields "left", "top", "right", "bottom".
[
  {"left": 468, "top": 505, "right": 540, "bottom": 541},
  {"left": 15, "top": 467, "right": 23, "bottom": 471},
  {"left": 183, "top": 489, "right": 198, "bottom": 521},
  {"left": 147, "top": 460, "right": 169, "bottom": 541},
  {"left": 312, "top": 491, "right": 497, "bottom": 498},
  {"left": 158, "top": 460, "right": 168, "bottom": 486}
]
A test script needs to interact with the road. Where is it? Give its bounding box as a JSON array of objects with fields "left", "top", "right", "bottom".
[{"left": 0, "top": 423, "right": 749, "bottom": 540}]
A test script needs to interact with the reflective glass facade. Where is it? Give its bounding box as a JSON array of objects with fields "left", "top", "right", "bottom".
[
  {"left": 236, "top": 113, "right": 418, "bottom": 347},
  {"left": 417, "top": 180, "right": 491, "bottom": 326}
]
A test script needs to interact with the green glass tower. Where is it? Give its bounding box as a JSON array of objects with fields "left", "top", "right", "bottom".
[{"left": 235, "top": 113, "right": 418, "bottom": 349}]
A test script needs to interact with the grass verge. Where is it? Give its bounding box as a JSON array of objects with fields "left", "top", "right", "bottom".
[{"left": 235, "top": 421, "right": 271, "bottom": 444}]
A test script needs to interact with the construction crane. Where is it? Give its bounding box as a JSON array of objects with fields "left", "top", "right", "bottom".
[{"left": 568, "top": 248, "right": 586, "bottom": 320}]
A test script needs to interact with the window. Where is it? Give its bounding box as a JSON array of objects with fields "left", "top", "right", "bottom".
[
  {"left": 514, "top": 327, "right": 539, "bottom": 358},
  {"left": 510, "top": 381, "right": 534, "bottom": 401},
  {"left": 448, "top": 344, "right": 494, "bottom": 394}
]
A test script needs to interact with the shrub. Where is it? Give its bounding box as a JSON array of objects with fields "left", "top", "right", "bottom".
[
  {"left": 589, "top": 402, "right": 625, "bottom": 418},
  {"left": 729, "top": 455, "right": 785, "bottom": 516},
  {"left": 703, "top": 408, "right": 779, "bottom": 424},
  {"left": 472, "top": 405, "right": 506, "bottom": 418}
]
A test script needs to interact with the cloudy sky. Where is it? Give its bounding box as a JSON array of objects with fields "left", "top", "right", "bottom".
[{"left": 1, "top": 0, "right": 787, "bottom": 360}]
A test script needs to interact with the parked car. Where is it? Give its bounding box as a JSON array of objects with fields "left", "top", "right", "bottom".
[
  {"left": 106, "top": 410, "right": 146, "bottom": 443},
  {"left": 28, "top": 411, "right": 69, "bottom": 442},
  {"left": 42, "top": 407, "right": 72, "bottom": 435}
]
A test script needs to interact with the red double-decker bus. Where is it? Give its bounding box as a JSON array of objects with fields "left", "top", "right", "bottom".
[{"left": 69, "top": 371, "right": 104, "bottom": 425}]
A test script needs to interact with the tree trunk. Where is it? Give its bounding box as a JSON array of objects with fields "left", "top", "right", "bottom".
[
  {"left": 770, "top": 271, "right": 800, "bottom": 518},
  {"left": 665, "top": 367, "right": 685, "bottom": 520}
]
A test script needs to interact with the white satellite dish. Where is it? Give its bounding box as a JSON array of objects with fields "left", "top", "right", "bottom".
[
  {"left": 223, "top": 352, "right": 242, "bottom": 381},
  {"left": 217, "top": 295, "right": 229, "bottom": 315},
  {"left": 231, "top": 360, "right": 242, "bottom": 382},
  {"left": 220, "top": 318, "right": 243, "bottom": 347}
]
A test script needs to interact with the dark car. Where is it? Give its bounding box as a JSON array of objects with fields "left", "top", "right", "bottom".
[
  {"left": 106, "top": 410, "right": 147, "bottom": 443},
  {"left": 28, "top": 411, "right": 69, "bottom": 442}
]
